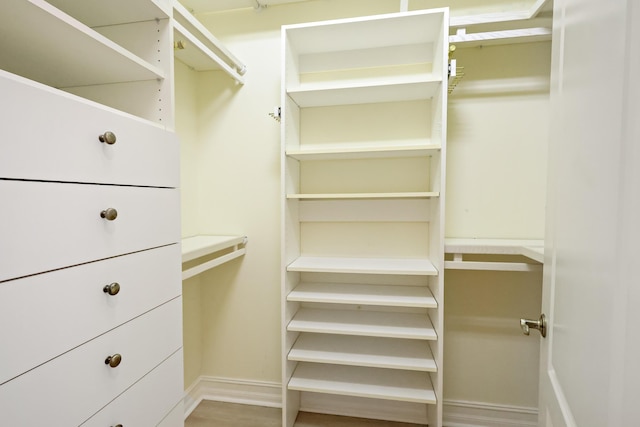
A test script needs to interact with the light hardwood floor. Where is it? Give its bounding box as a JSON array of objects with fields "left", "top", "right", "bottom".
[{"left": 185, "top": 401, "right": 426, "bottom": 426}]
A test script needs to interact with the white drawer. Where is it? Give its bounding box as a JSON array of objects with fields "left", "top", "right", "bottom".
[
  {"left": 157, "top": 402, "right": 184, "bottom": 427},
  {"left": 158, "top": 401, "right": 186, "bottom": 427},
  {"left": 0, "top": 298, "right": 182, "bottom": 426},
  {"left": 0, "top": 180, "right": 180, "bottom": 282},
  {"left": 0, "top": 70, "right": 178, "bottom": 187},
  {"left": 0, "top": 244, "right": 180, "bottom": 385},
  {"left": 81, "top": 349, "right": 184, "bottom": 427}
]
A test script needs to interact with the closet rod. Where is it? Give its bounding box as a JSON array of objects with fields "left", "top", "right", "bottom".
[{"left": 182, "top": 246, "right": 247, "bottom": 280}]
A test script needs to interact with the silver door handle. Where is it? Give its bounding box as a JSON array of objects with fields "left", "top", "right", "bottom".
[{"left": 520, "top": 314, "right": 546, "bottom": 338}]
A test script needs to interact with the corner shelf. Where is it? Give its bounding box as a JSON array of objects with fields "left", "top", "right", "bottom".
[
  {"left": 444, "top": 238, "right": 544, "bottom": 271},
  {"left": 181, "top": 235, "right": 247, "bottom": 280}
]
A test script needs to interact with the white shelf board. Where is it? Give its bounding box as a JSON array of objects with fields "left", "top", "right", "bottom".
[
  {"left": 181, "top": 235, "right": 247, "bottom": 262},
  {"left": 520, "top": 245, "right": 545, "bottom": 263},
  {"left": 46, "top": 0, "right": 170, "bottom": 27},
  {"left": 287, "top": 192, "right": 439, "bottom": 200},
  {"left": 289, "top": 334, "right": 437, "bottom": 372},
  {"left": 284, "top": 9, "right": 446, "bottom": 55},
  {"left": 289, "top": 363, "right": 436, "bottom": 404},
  {"left": 286, "top": 144, "right": 441, "bottom": 161},
  {"left": 288, "top": 283, "right": 437, "bottom": 308},
  {"left": 445, "top": 238, "right": 544, "bottom": 255},
  {"left": 287, "top": 256, "right": 438, "bottom": 276},
  {"left": 287, "top": 78, "right": 442, "bottom": 108},
  {"left": 0, "top": 0, "right": 165, "bottom": 89},
  {"left": 444, "top": 238, "right": 544, "bottom": 270},
  {"left": 288, "top": 308, "right": 437, "bottom": 340},
  {"left": 449, "top": 27, "right": 552, "bottom": 48}
]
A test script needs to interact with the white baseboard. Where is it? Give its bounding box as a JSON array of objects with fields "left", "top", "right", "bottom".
[
  {"left": 443, "top": 400, "right": 538, "bottom": 427},
  {"left": 183, "top": 377, "right": 537, "bottom": 427},
  {"left": 183, "top": 376, "right": 281, "bottom": 419}
]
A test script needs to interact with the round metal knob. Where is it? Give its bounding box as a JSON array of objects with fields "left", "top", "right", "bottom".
[
  {"left": 99, "top": 131, "right": 117, "bottom": 145},
  {"left": 105, "top": 353, "right": 122, "bottom": 368},
  {"left": 103, "top": 282, "right": 120, "bottom": 296},
  {"left": 100, "top": 208, "right": 118, "bottom": 221}
]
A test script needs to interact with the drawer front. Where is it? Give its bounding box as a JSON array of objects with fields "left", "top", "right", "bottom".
[
  {"left": 0, "top": 244, "right": 180, "bottom": 385},
  {"left": 0, "top": 70, "right": 178, "bottom": 187},
  {"left": 158, "top": 400, "right": 186, "bottom": 427},
  {"left": 0, "top": 298, "right": 182, "bottom": 426},
  {"left": 0, "top": 180, "right": 180, "bottom": 282},
  {"left": 81, "top": 349, "right": 183, "bottom": 427}
]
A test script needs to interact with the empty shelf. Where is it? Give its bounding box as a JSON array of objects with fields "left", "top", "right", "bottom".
[
  {"left": 287, "top": 256, "right": 438, "bottom": 275},
  {"left": 288, "top": 308, "right": 437, "bottom": 340},
  {"left": 0, "top": 0, "right": 165, "bottom": 89},
  {"left": 287, "top": 78, "right": 442, "bottom": 108},
  {"left": 287, "top": 192, "right": 439, "bottom": 200},
  {"left": 289, "top": 334, "right": 437, "bottom": 372},
  {"left": 286, "top": 144, "right": 441, "bottom": 161},
  {"left": 181, "top": 235, "right": 247, "bottom": 280},
  {"left": 288, "top": 283, "right": 437, "bottom": 308},
  {"left": 289, "top": 363, "right": 436, "bottom": 404}
]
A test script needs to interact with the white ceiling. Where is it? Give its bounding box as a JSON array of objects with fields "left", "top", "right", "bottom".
[{"left": 180, "top": 0, "right": 552, "bottom": 15}]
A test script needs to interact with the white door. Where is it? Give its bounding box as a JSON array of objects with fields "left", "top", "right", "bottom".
[{"left": 539, "top": 0, "right": 640, "bottom": 426}]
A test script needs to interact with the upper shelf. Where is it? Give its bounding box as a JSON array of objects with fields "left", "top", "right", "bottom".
[
  {"left": 46, "top": 0, "right": 171, "bottom": 26},
  {"left": 0, "top": 0, "right": 165, "bottom": 89},
  {"left": 173, "top": 2, "right": 246, "bottom": 83},
  {"left": 284, "top": 10, "right": 447, "bottom": 56}
]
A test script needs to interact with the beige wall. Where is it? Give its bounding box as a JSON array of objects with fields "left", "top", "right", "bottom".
[{"left": 176, "top": 0, "right": 550, "bottom": 409}]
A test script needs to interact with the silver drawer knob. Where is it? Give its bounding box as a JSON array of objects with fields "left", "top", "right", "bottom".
[
  {"left": 105, "top": 353, "right": 122, "bottom": 368},
  {"left": 100, "top": 208, "right": 118, "bottom": 221},
  {"left": 103, "top": 282, "right": 120, "bottom": 296},
  {"left": 99, "top": 131, "right": 117, "bottom": 145}
]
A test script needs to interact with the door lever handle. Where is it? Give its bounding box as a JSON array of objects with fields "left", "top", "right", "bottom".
[{"left": 520, "top": 314, "right": 547, "bottom": 338}]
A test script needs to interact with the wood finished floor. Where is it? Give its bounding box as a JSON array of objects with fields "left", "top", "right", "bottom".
[{"left": 185, "top": 401, "right": 426, "bottom": 426}]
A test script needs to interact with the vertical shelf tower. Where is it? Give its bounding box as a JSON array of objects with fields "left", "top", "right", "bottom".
[{"left": 281, "top": 9, "right": 449, "bottom": 427}]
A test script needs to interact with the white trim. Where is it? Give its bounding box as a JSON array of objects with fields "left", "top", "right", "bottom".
[
  {"left": 444, "top": 399, "right": 538, "bottom": 427},
  {"left": 183, "top": 376, "right": 282, "bottom": 419},
  {"left": 183, "top": 377, "right": 538, "bottom": 426}
]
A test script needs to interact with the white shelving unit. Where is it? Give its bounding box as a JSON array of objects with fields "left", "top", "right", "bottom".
[
  {"left": 181, "top": 235, "right": 248, "bottom": 280},
  {"left": 281, "top": 9, "right": 449, "bottom": 427}
]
